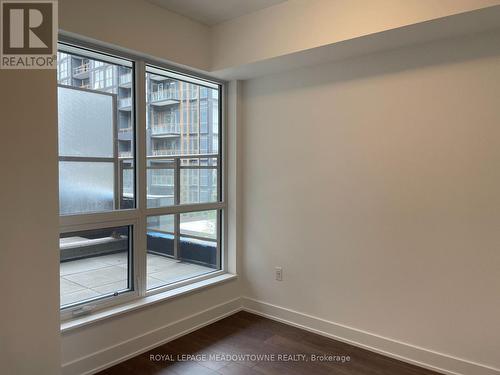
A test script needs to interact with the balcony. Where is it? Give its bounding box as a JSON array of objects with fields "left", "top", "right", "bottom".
[
  {"left": 119, "top": 73, "right": 132, "bottom": 88},
  {"left": 119, "top": 151, "right": 133, "bottom": 158},
  {"left": 150, "top": 89, "right": 179, "bottom": 106},
  {"left": 73, "top": 63, "right": 90, "bottom": 78},
  {"left": 119, "top": 126, "right": 133, "bottom": 133},
  {"left": 60, "top": 251, "right": 214, "bottom": 306},
  {"left": 151, "top": 123, "right": 180, "bottom": 137},
  {"left": 118, "top": 97, "right": 132, "bottom": 111},
  {"left": 60, "top": 224, "right": 217, "bottom": 306}
]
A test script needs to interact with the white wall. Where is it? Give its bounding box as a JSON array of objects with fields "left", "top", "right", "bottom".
[
  {"left": 241, "top": 30, "right": 500, "bottom": 371},
  {"left": 0, "top": 70, "right": 61, "bottom": 374},
  {"left": 211, "top": 0, "right": 500, "bottom": 71}
]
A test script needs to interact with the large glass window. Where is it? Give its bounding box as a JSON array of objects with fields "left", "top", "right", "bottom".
[
  {"left": 145, "top": 66, "right": 222, "bottom": 290},
  {"left": 57, "top": 43, "right": 224, "bottom": 316}
]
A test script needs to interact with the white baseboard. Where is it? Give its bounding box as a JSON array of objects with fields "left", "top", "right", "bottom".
[
  {"left": 61, "top": 297, "right": 242, "bottom": 375},
  {"left": 241, "top": 297, "right": 500, "bottom": 375},
  {"left": 61, "top": 296, "right": 499, "bottom": 375}
]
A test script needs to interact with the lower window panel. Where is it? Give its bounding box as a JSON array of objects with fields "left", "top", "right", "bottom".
[
  {"left": 59, "top": 225, "right": 133, "bottom": 308},
  {"left": 146, "top": 210, "right": 220, "bottom": 290}
]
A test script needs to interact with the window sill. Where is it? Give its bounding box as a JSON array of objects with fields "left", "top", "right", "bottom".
[{"left": 61, "top": 273, "right": 237, "bottom": 333}]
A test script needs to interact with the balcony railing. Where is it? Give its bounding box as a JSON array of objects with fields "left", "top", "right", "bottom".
[
  {"left": 119, "top": 126, "right": 132, "bottom": 133},
  {"left": 152, "top": 149, "right": 180, "bottom": 156},
  {"left": 151, "top": 89, "right": 179, "bottom": 102},
  {"left": 119, "top": 97, "right": 132, "bottom": 108},
  {"left": 73, "top": 63, "right": 89, "bottom": 75},
  {"left": 152, "top": 123, "right": 180, "bottom": 135}
]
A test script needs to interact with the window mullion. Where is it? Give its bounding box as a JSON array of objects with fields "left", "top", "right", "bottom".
[
  {"left": 135, "top": 60, "right": 148, "bottom": 297},
  {"left": 174, "top": 157, "right": 181, "bottom": 260},
  {"left": 145, "top": 202, "right": 225, "bottom": 216}
]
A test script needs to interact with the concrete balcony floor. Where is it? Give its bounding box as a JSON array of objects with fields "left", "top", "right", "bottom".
[{"left": 60, "top": 252, "right": 214, "bottom": 307}]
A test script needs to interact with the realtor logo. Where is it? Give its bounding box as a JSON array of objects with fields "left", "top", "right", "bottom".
[{"left": 1, "top": 0, "right": 57, "bottom": 69}]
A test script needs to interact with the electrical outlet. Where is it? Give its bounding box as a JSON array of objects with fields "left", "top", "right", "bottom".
[{"left": 275, "top": 267, "right": 283, "bottom": 281}]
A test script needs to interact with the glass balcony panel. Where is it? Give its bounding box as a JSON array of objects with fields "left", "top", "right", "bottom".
[
  {"left": 146, "top": 211, "right": 218, "bottom": 290},
  {"left": 179, "top": 210, "right": 218, "bottom": 269},
  {"left": 59, "top": 161, "right": 115, "bottom": 215},
  {"left": 180, "top": 210, "right": 217, "bottom": 240},
  {"left": 180, "top": 167, "right": 217, "bottom": 205},
  {"left": 57, "top": 47, "right": 136, "bottom": 213},
  {"left": 147, "top": 159, "right": 175, "bottom": 208},
  {"left": 58, "top": 86, "right": 114, "bottom": 158}
]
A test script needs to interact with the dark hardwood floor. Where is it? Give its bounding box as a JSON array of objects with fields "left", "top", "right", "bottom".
[{"left": 98, "top": 311, "right": 442, "bottom": 375}]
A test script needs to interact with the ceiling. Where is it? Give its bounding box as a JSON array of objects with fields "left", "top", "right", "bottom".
[{"left": 148, "top": 0, "right": 287, "bottom": 26}]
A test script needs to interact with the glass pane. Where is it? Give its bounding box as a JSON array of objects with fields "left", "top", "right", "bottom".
[
  {"left": 147, "top": 214, "right": 177, "bottom": 290},
  {"left": 211, "top": 92, "right": 219, "bottom": 154},
  {"left": 58, "top": 87, "right": 114, "bottom": 157},
  {"left": 146, "top": 211, "right": 219, "bottom": 290},
  {"left": 180, "top": 210, "right": 218, "bottom": 272},
  {"left": 147, "top": 159, "right": 175, "bottom": 208},
  {"left": 147, "top": 214, "right": 174, "bottom": 233},
  {"left": 180, "top": 210, "right": 217, "bottom": 240},
  {"left": 180, "top": 158, "right": 218, "bottom": 204},
  {"left": 60, "top": 226, "right": 131, "bottom": 308},
  {"left": 59, "top": 161, "right": 114, "bottom": 215},
  {"left": 121, "top": 162, "right": 134, "bottom": 209},
  {"left": 145, "top": 66, "right": 220, "bottom": 208},
  {"left": 57, "top": 48, "right": 135, "bottom": 214}
]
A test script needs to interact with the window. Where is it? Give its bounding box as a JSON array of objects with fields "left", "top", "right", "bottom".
[
  {"left": 58, "top": 50, "right": 135, "bottom": 215},
  {"left": 189, "top": 104, "right": 198, "bottom": 133},
  {"left": 200, "top": 135, "right": 208, "bottom": 153},
  {"left": 151, "top": 169, "right": 174, "bottom": 186},
  {"left": 58, "top": 44, "right": 136, "bottom": 313},
  {"left": 105, "top": 66, "right": 113, "bottom": 87},
  {"left": 57, "top": 42, "right": 224, "bottom": 318},
  {"left": 60, "top": 226, "right": 133, "bottom": 307},
  {"left": 57, "top": 52, "right": 68, "bottom": 80},
  {"left": 145, "top": 65, "right": 222, "bottom": 291},
  {"left": 93, "top": 69, "right": 104, "bottom": 89},
  {"left": 200, "top": 101, "right": 208, "bottom": 133}
]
